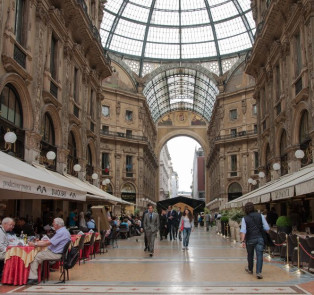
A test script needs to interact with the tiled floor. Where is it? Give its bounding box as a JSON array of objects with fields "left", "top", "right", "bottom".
[{"left": 1, "top": 227, "right": 314, "bottom": 294}]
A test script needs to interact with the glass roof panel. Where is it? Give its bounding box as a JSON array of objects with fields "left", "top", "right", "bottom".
[
  {"left": 143, "top": 68, "right": 219, "bottom": 122},
  {"left": 181, "top": 0, "right": 208, "bottom": 9},
  {"left": 147, "top": 27, "right": 180, "bottom": 43},
  {"left": 182, "top": 42, "right": 217, "bottom": 59},
  {"left": 115, "top": 19, "right": 146, "bottom": 40},
  {"left": 122, "top": 3, "right": 150, "bottom": 22},
  {"left": 110, "top": 35, "right": 143, "bottom": 56},
  {"left": 155, "top": 0, "right": 179, "bottom": 10},
  {"left": 182, "top": 26, "right": 214, "bottom": 43},
  {"left": 215, "top": 17, "right": 246, "bottom": 39},
  {"left": 145, "top": 43, "right": 180, "bottom": 59},
  {"left": 151, "top": 10, "right": 180, "bottom": 25},
  {"left": 211, "top": 2, "right": 240, "bottom": 22},
  {"left": 101, "top": 0, "right": 254, "bottom": 75},
  {"left": 181, "top": 9, "right": 210, "bottom": 26},
  {"left": 130, "top": 0, "right": 152, "bottom": 7},
  {"left": 104, "top": 0, "right": 124, "bottom": 13},
  {"left": 218, "top": 32, "right": 252, "bottom": 55},
  {"left": 236, "top": 0, "right": 251, "bottom": 11}
]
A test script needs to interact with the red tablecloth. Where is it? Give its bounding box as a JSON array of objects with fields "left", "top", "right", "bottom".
[{"left": 2, "top": 246, "right": 42, "bottom": 285}]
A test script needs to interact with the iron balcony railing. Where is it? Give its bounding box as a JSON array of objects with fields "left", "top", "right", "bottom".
[
  {"left": 100, "top": 130, "right": 148, "bottom": 142},
  {"left": 215, "top": 130, "right": 257, "bottom": 141}
]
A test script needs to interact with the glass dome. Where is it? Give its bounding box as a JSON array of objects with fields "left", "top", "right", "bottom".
[{"left": 100, "top": 0, "right": 255, "bottom": 77}]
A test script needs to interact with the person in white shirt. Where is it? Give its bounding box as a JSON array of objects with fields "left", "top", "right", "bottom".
[{"left": 179, "top": 209, "right": 194, "bottom": 250}]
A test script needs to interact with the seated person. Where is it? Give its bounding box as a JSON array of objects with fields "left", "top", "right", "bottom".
[
  {"left": 120, "top": 218, "right": 129, "bottom": 229},
  {"left": 86, "top": 216, "right": 96, "bottom": 231},
  {"left": 14, "top": 217, "right": 35, "bottom": 236},
  {"left": 0, "top": 218, "right": 15, "bottom": 277},
  {"left": 27, "top": 218, "right": 70, "bottom": 285}
]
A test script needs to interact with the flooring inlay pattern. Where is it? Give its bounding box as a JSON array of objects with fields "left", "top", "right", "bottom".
[{"left": 17, "top": 284, "right": 310, "bottom": 294}]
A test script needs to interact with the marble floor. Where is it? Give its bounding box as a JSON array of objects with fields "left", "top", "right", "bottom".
[{"left": 1, "top": 227, "right": 314, "bottom": 295}]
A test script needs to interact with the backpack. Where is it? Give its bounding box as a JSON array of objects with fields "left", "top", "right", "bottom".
[{"left": 64, "top": 247, "right": 79, "bottom": 270}]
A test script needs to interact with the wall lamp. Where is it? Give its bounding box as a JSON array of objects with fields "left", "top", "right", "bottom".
[
  {"left": 2, "top": 131, "right": 17, "bottom": 152},
  {"left": 295, "top": 149, "right": 305, "bottom": 159}
]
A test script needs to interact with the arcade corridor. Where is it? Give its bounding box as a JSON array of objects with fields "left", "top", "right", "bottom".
[{"left": 1, "top": 228, "right": 314, "bottom": 294}]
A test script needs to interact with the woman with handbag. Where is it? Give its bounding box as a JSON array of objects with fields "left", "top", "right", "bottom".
[
  {"left": 180, "top": 209, "right": 194, "bottom": 250},
  {"left": 240, "top": 202, "right": 270, "bottom": 279}
]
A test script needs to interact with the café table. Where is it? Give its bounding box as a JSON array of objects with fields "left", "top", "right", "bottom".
[
  {"left": 70, "top": 232, "right": 100, "bottom": 259},
  {"left": 1, "top": 245, "right": 43, "bottom": 285}
]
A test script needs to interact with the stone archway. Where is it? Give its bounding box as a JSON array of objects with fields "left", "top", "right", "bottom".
[{"left": 156, "top": 110, "right": 209, "bottom": 202}]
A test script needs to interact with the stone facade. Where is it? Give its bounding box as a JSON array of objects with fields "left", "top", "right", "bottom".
[
  {"left": 101, "top": 61, "right": 158, "bottom": 207},
  {"left": 0, "top": 0, "right": 111, "bottom": 219},
  {"left": 159, "top": 144, "right": 173, "bottom": 200},
  {"left": 246, "top": 0, "right": 314, "bottom": 181},
  {"left": 207, "top": 62, "right": 257, "bottom": 211}
]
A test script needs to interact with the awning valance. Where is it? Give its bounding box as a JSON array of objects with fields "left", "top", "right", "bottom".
[
  {"left": 0, "top": 152, "right": 86, "bottom": 201},
  {"left": 224, "top": 164, "right": 314, "bottom": 209},
  {"left": 63, "top": 174, "right": 133, "bottom": 205}
]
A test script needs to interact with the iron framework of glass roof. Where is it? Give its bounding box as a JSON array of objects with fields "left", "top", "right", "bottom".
[
  {"left": 143, "top": 68, "right": 219, "bottom": 122},
  {"left": 100, "top": 0, "right": 255, "bottom": 77}
]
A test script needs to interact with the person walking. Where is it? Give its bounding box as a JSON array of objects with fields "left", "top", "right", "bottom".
[
  {"left": 167, "top": 205, "right": 178, "bottom": 241},
  {"left": 141, "top": 204, "right": 149, "bottom": 251},
  {"left": 159, "top": 209, "right": 168, "bottom": 240},
  {"left": 240, "top": 202, "right": 270, "bottom": 279},
  {"left": 180, "top": 209, "right": 194, "bottom": 250},
  {"left": 176, "top": 207, "right": 182, "bottom": 241},
  {"left": 205, "top": 212, "right": 211, "bottom": 231},
  {"left": 143, "top": 204, "right": 160, "bottom": 257}
]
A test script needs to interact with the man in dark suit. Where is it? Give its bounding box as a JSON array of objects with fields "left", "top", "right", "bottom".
[
  {"left": 167, "top": 205, "right": 178, "bottom": 241},
  {"left": 143, "top": 204, "right": 160, "bottom": 257},
  {"left": 176, "top": 207, "right": 182, "bottom": 241}
]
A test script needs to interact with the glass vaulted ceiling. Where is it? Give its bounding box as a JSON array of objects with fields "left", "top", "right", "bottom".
[
  {"left": 100, "top": 0, "right": 255, "bottom": 77},
  {"left": 143, "top": 68, "right": 219, "bottom": 122},
  {"left": 100, "top": 0, "right": 254, "bottom": 123}
]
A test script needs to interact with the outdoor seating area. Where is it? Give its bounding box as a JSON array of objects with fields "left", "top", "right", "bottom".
[{"left": 1, "top": 228, "right": 134, "bottom": 286}]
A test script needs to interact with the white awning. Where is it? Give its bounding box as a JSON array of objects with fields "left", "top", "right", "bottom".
[
  {"left": 63, "top": 174, "right": 133, "bottom": 205},
  {"left": 0, "top": 152, "right": 86, "bottom": 201},
  {"left": 225, "top": 164, "right": 314, "bottom": 208}
]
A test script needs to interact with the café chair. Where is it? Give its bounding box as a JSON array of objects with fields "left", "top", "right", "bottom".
[
  {"left": 42, "top": 240, "right": 71, "bottom": 283},
  {"left": 75, "top": 234, "right": 86, "bottom": 265},
  {"left": 268, "top": 230, "right": 280, "bottom": 256},
  {"left": 277, "top": 232, "right": 287, "bottom": 259},
  {"left": 119, "top": 224, "right": 129, "bottom": 239},
  {"left": 84, "top": 233, "right": 96, "bottom": 260},
  {"left": 305, "top": 237, "right": 314, "bottom": 272},
  {"left": 99, "top": 230, "right": 108, "bottom": 254},
  {"left": 107, "top": 228, "right": 119, "bottom": 248},
  {"left": 294, "top": 237, "right": 311, "bottom": 268}
]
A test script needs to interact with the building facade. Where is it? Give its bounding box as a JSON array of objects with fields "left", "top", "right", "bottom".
[
  {"left": 192, "top": 147, "right": 205, "bottom": 200},
  {"left": 245, "top": 0, "right": 314, "bottom": 217},
  {"left": 0, "top": 0, "right": 111, "bottom": 219},
  {"left": 100, "top": 60, "right": 158, "bottom": 208},
  {"left": 158, "top": 144, "right": 173, "bottom": 200},
  {"left": 206, "top": 62, "right": 257, "bottom": 211}
]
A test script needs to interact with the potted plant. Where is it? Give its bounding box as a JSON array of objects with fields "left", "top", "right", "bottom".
[{"left": 276, "top": 216, "right": 292, "bottom": 234}]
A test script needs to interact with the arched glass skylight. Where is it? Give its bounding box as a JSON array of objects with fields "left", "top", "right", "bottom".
[
  {"left": 143, "top": 68, "right": 219, "bottom": 122},
  {"left": 100, "top": 0, "right": 255, "bottom": 77}
]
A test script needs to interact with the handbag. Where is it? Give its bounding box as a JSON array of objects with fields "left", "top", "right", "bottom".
[
  {"left": 180, "top": 219, "right": 184, "bottom": 231},
  {"left": 246, "top": 214, "right": 274, "bottom": 247}
]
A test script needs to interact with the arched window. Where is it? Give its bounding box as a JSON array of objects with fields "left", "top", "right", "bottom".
[
  {"left": 299, "top": 111, "right": 312, "bottom": 167},
  {"left": 280, "top": 130, "right": 288, "bottom": 175},
  {"left": 228, "top": 182, "right": 242, "bottom": 202},
  {"left": 265, "top": 144, "right": 271, "bottom": 182},
  {"left": 67, "top": 132, "right": 78, "bottom": 176},
  {"left": 40, "top": 113, "right": 56, "bottom": 170},
  {"left": 86, "top": 145, "right": 93, "bottom": 183},
  {"left": 0, "top": 84, "right": 24, "bottom": 159}
]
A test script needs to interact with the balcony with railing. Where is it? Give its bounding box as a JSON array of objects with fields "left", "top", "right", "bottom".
[
  {"left": 100, "top": 130, "right": 148, "bottom": 142},
  {"left": 215, "top": 130, "right": 257, "bottom": 141}
]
